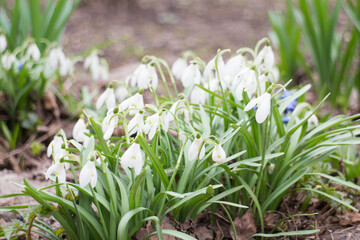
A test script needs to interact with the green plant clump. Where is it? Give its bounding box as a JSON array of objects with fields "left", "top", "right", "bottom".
[{"left": 1, "top": 39, "right": 360, "bottom": 239}]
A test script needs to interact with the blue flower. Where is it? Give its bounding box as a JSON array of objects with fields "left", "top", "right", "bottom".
[
  {"left": 18, "top": 62, "right": 24, "bottom": 70},
  {"left": 281, "top": 90, "right": 297, "bottom": 113},
  {"left": 282, "top": 115, "right": 290, "bottom": 124}
]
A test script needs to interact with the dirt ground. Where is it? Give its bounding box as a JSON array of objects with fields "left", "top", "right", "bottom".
[{"left": 1, "top": 0, "right": 360, "bottom": 239}]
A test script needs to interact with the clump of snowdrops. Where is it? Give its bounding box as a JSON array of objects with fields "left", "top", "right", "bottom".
[
  {"left": 0, "top": 33, "right": 109, "bottom": 149},
  {"left": 2, "top": 38, "right": 360, "bottom": 239}
]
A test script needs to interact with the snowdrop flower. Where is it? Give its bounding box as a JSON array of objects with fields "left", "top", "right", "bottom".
[
  {"left": 204, "top": 55, "right": 225, "bottom": 81},
  {"left": 161, "top": 111, "right": 170, "bottom": 132},
  {"left": 1, "top": 53, "right": 18, "bottom": 70},
  {"left": 92, "top": 59, "right": 108, "bottom": 81},
  {"left": 268, "top": 163, "right": 275, "bottom": 174},
  {"left": 244, "top": 92, "right": 272, "bottom": 123},
  {"left": 79, "top": 158, "right": 97, "bottom": 188},
  {"left": 171, "top": 58, "right": 187, "bottom": 79},
  {"left": 72, "top": 118, "right": 90, "bottom": 147},
  {"left": 212, "top": 143, "right": 226, "bottom": 164},
  {"left": 102, "top": 108, "right": 119, "bottom": 140},
  {"left": 255, "top": 44, "right": 275, "bottom": 68},
  {"left": 190, "top": 85, "right": 207, "bottom": 105},
  {"left": 115, "top": 85, "right": 130, "bottom": 102},
  {"left": 45, "top": 162, "right": 67, "bottom": 183},
  {"left": 130, "top": 64, "right": 147, "bottom": 87},
  {"left": 127, "top": 111, "right": 144, "bottom": 136},
  {"left": 143, "top": 113, "right": 160, "bottom": 140},
  {"left": 168, "top": 99, "right": 189, "bottom": 122},
  {"left": 59, "top": 57, "right": 73, "bottom": 76},
  {"left": 96, "top": 86, "right": 116, "bottom": 110},
  {"left": 188, "top": 136, "right": 205, "bottom": 161},
  {"left": 84, "top": 52, "right": 108, "bottom": 81},
  {"left": 305, "top": 111, "right": 319, "bottom": 128},
  {"left": 234, "top": 67, "right": 257, "bottom": 101},
  {"left": 47, "top": 136, "right": 68, "bottom": 162},
  {"left": 84, "top": 51, "right": 99, "bottom": 70},
  {"left": 119, "top": 92, "right": 144, "bottom": 115},
  {"left": 225, "top": 55, "right": 246, "bottom": 81},
  {"left": 26, "top": 43, "right": 41, "bottom": 61},
  {"left": 0, "top": 35, "right": 7, "bottom": 52},
  {"left": 181, "top": 63, "right": 202, "bottom": 88},
  {"left": 48, "top": 47, "right": 66, "bottom": 69},
  {"left": 121, "top": 143, "right": 143, "bottom": 176}
]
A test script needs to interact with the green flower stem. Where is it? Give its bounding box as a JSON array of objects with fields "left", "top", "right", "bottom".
[
  {"left": 159, "top": 59, "right": 179, "bottom": 98},
  {"left": 90, "top": 186, "right": 108, "bottom": 237},
  {"left": 158, "top": 134, "right": 190, "bottom": 217},
  {"left": 155, "top": 62, "right": 173, "bottom": 100},
  {"left": 255, "top": 114, "right": 270, "bottom": 202},
  {"left": 215, "top": 49, "right": 231, "bottom": 130}
]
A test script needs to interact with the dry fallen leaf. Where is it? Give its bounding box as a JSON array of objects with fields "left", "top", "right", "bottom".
[
  {"left": 229, "top": 210, "right": 257, "bottom": 240},
  {"left": 196, "top": 226, "right": 214, "bottom": 240},
  {"left": 339, "top": 212, "right": 360, "bottom": 226}
]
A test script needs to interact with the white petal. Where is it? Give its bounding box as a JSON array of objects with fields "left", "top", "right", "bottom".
[
  {"left": 244, "top": 97, "right": 259, "bottom": 112},
  {"left": 106, "top": 89, "right": 116, "bottom": 109},
  {"left": 96, "top": 88, "right": 110, "bottom": 109},
  {"left": 188, "top": 138, "right": 202, "bottom": 161},
  {"left": 172, "top": 58, "right": 187, "bottom": 79},
  {"left": 255, "top": 93, "right": 271, "bottom": 123},
  {"left": 212, "top": 144, "right": 226, "bottom": 164}
]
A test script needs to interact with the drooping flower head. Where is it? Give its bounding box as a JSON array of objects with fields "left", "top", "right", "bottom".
[
  {"left": 212, "top": 143, "right": 226, "bottom": 164},
  {"left": 244, "top": 92, "right": 272, "bottom": 124},
  {"left": 121, "top": 143, "right": 143, "bottom": 176},
  {"left": 188, "top": 134, "right": 205, "bottom": 161}
]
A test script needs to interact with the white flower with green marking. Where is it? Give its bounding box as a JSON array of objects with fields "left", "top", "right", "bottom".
[
  {"left": 212, "top": 144, "right": 226, "bottom": 164},
  {"left": 121, "top": 143, "right": 143, "bottom": 176}
]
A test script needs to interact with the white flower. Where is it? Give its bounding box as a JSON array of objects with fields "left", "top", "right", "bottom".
[
  {"left": 204, "top": 55, "right": 225, "bottom": 81},
  {"left": 119, "top": 93, "right": 144, "bottom": 115},
  {"left": 59, "top": 57, "right": 73, "bottom": 76},
  {"left": 45, "top": 162, "right": 67, "bottom": 183},
  {"left": 84, "top": 52, "right": 108, "bottom": 81},
  {"left": 127, "top": 112, "right": 144, "bottom": 136},
  {"left": 148, "top": 65, "right": 158, "bottom": 90},
  {"left": 188, "top": 137, "right": 205, "bottom": 161},
  {"left": 168, "top": 100, "right": 189, "bottom": 122},
  {"left": 190, "top": 86, "right": 207, "bottom": 105},
  {"left": 212, "top": 144, "right": 226, "bottom": 164},
  {"left": 305, "top": 111, "right": 319, "bottom": 128},
  {"left": 72, "top": 118, "right": 90, "bottom": 146},
  {"left": 130, "top": 64, "right": 146, "bottom": 87},
  {"left": 244, "top": 92, "right": 271, "bottom": 123},
  {"left": 225, "top": 55, "right": 245, "bottom": 81},
  {"left": 79, "top": 160, "right": 97, "bottom": 188},
  {"left": 121, "top": 143, "right": 143, "bottom": 176},
  {"left": 48, "top": 47, "right": 66, "bottom": 69},
  {"left": 171, "top": 58, "right": 187, "bottom": 79},
  {"left": 96, "top": 87, "right": 116, "bottom": 109},
  {"left": 84, "top": 51, "right": 99, "bottom": 70},
  {"left": 161, "top": 111, "right": 170, "bottom": 132},
  {"left": 255, "top": 45, "right": 274, "bottom": 68},
  {"left": 234, "top": 68, "right": 257, "bottom": 101},
  {"left": 115, "top": 85, "right": 130, "bottom": 102},
  {"left": 0, "top": 35, "right": 7, "bottom": 52},
  {"left": 26, "top": 43, "right": 41, "bottom": 61},
  {"left": 143, "top": 113, "right": 160, "bottom": 140},
  {"left": 181, "top": 63, "right": 202, "bottom": 88},
  {"left": 102, "top": 109, "right": 119, "bottom": 140},
  {"left": 1, "top": 53, "right": 18, "bottom": 70},
  {"left": 47, "top": 136, "right": 66, "bottom": 160}
]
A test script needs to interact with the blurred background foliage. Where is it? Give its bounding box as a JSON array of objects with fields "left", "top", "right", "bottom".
[{"left": 269, "top": 0, "right": 360, "bottom": 110}]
